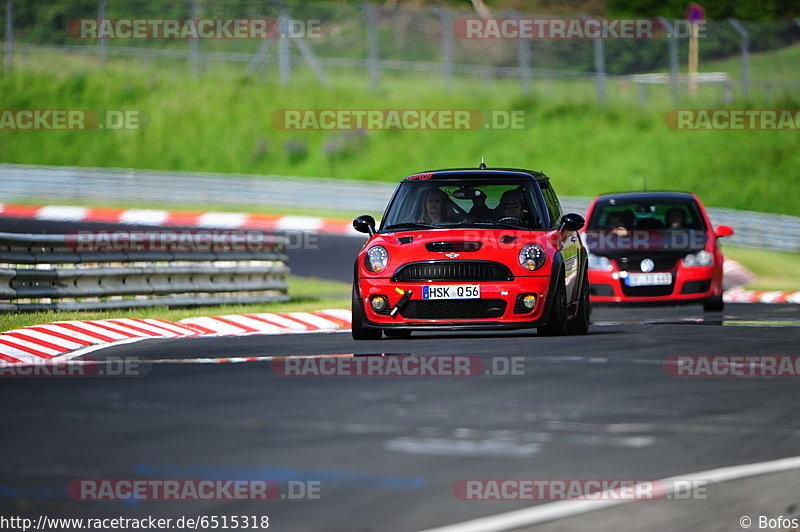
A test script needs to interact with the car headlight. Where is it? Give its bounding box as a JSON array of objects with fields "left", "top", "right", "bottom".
[
  {"left": 588, "top": 253, "right": 613, "bottom": 271},
  {"left": 683, "top": 250, "right": 713, "bottom": 267},
  {"left": 519, "top": 244, "right": 546, "bottom": 271},
  {"left": 365, "top": 246, "right": 389, "bottom": 273}
]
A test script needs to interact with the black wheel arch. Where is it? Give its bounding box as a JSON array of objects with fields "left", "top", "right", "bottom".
[{"left": 541, "top": 251, "right": 565, "bottom": 320}]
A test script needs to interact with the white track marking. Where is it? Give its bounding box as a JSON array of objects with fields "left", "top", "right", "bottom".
[
  {"left": 34, "top": 205, "right": 88, "bottom": 221},
  {"left": 197, "top": 212, "right": 248, "bottom": 228},
  {"left": 417, "top": 455, "right": 800, "bottom": 532},
  {"left": 119, "top": 209, "right": 169, "bottom": 225},
  {"left": 276, "top": 215, "right": 323, "bottom": 231}
]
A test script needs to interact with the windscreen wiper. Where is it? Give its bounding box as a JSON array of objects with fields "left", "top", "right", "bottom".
[
  {"left": 382, "top": 222, "right": 438, "bottom": 231},
  {"left": 456, "top": 221, "right": 532, "bottom": 230}
]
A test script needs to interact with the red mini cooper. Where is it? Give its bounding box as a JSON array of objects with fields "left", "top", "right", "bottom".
[
  {"left": 583, "top": 192, "right": 734, "bottom": 312},
  {"left": 351, "top": 166, "right": 590, "bottom": 339}
]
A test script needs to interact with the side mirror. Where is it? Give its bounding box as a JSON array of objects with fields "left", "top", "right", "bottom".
[
  {"left": 558, "top": 213, "right": 585, "bottom": 232},
  {"left": 715, "top": 225, "right": 734, "bottom": 238},
  {"left": 353, "top": 215, "right": 376, "bottom": 236}
]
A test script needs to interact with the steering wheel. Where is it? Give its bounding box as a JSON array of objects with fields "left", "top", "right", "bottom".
[{"left": 497, "top": 217, "right": 523, "bottom": 224}]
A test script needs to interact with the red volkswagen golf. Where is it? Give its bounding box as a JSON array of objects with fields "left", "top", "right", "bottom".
[
  {"left": 583, "top": 192, "right": 734, "bottom": 312},
  {"left": 351, "top": 166, "right": 590, "bottom": 339}
]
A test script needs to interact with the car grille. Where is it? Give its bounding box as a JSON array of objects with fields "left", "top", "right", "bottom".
[
  {"left": 590, "top": 284, "right": 615, "bottom": 297},
  {"left": 392, "top": 261, "right": 513, "bottom": 282},
  {"left": 425, "top": 241, "right": 482, "bottom": 252},
  {"left": 621, "top": 284, "right": 675, "bottom": 297},
  {"left": 681, "top": 280, "right": 710, "bottom": 294},
  {"left": 400, "top": 299, "right": 507, "bottom": 319},
  {"left": 616, "top": 255, "right": 679, "bottom": 272}
]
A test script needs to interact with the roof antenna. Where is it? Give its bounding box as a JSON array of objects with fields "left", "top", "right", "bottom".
[{"left": 479, "top": 156, "right": 487, "bottom": 169}]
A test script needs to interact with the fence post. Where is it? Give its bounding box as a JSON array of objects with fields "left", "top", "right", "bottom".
[
  {"left": 363, "top": 3, "right": 379, "bottom": 91},
  {"left": 510, "top": 10, "right": 531, "bottom": 95},
  {"left": 728, "top": 18, "right": 749, "bottom": 98},
  {"left": 638, "top": 83, "right": 648, "bottom": 108},
  {"left": 97, "top": 0, "right": 106, "bottom": 67},
  {"left": 189, "top": 0, "right": 199, "bottom": 75},
  {"left": 433, "top": 7, "right": 453, "bottom": 91},
  {"left": 278, "top": 10, "right": 290, "bottom": 85},
  {"left": 583, "top": 15, "right": 606, "bottom": 105},
  {"left": 659, "top": 17, "right": 679, "bottom": 103},
  {"left": 5, "top": 0, "right": 12, "bottom": 74}
]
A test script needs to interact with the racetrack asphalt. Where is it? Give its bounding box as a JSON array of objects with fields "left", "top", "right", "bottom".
[{"left": 1, "top": 216, "right": 799, "bottom": 531}]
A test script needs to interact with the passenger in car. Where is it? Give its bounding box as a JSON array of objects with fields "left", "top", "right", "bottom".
[
  {"left": 419, "top": 188, "right": 457, "bottom": 224},
  {"left": 665, "top": 207, "right": 687, "bottom": 229}
]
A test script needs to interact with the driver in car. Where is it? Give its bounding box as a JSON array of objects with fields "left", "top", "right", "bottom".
[
  {"left": 469, "top": 189, "right": 524, "bottom": 221},
  {"left": 497, "top": 190, "right": 523, "bottom": 219},
  {"left": 665, "top": 207, "right": 687, "bottom": 229}
]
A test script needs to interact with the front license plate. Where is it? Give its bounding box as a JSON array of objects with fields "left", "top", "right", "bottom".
[
  {"left": 624, "top": 273, "right": 673, "bottom": 287},
  {"left": 422, "top": 284, "right": 480, "bottom": 300}
]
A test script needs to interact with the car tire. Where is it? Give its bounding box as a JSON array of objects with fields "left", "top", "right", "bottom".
[
  {"left": 384, "top": 329, "right": 412, "bottom": 338},
  {"left": 703, "top": 296, "right": 724, "bottom": 313},
  {"left": 538, "top": 270, "right": 568, "bottom": 337},
  {"left": 351, "top": 285, "right": 382, "bottom": 340},
  {"left": 567, "top": 269, "right": 590, "bottom": 335}
]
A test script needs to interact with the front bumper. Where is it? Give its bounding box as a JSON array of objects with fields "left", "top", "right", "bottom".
[
  {"left": 588, "top": 265, "right": 721, "bottom": 304},
  {"left": 357, "top": 276, "right": 552, "bottom": 329}
]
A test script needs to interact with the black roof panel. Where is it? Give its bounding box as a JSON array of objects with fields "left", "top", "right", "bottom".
[
  {"left": 594, "top": 191, "right": 697, "bottom": 203},
  {"left": 404, "top": 168, "right": 549, "bottom": 181}
]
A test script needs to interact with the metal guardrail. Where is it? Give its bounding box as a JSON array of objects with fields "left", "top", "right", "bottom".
[
  {"left": 0, "top": 231, "right": 290, "bottom": 312},
  {"left": 1, "top": 164, "right": 798, "bottom": 252}
]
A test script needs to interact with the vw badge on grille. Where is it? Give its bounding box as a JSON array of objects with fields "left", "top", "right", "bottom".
[{"left": 640, "top": 258, "right": 655, "bottom": 272}]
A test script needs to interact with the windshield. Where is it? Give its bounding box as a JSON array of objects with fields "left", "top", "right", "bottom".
[
  {"left": 585, "top": 198, "right": 708, "bottom": 252},
  {"left": 588, "top": 199, "right": 707, "bottom": 231},
  {"left": 380, "top": 180, "right": 546, "bottom": 231}
]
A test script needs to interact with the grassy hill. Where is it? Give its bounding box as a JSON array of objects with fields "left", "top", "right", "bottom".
[{"left": 1, "top": 46, "right": 799, "bottom": 215}]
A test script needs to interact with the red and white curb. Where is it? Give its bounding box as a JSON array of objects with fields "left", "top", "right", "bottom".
[
  {"left": 0, "top": 203, "right": 361, "bottom": 236},
  {"left": 723, "top": 287, "right": 800, "bottom": 304},
  {"left": 0, "top": 310, "right": 352, "bottom": 366},
  {"left": 179, "top": 309, "right": 352, "bottom": 336},
  {"left": 723, "top": 259, "right": 756, "bottom": 289}
]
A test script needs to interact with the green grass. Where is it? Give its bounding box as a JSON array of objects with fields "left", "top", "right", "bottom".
[
  {"left": 1, "top": 47, "right": 799, "bottom": 216},
  {"left": 724, "top": 245, "right": 800, "bottom": 291},
  {"left": 700, "top": 44, "right": 800, "bottom": 81},
  {"left": 0, "top": 275, "right": 351, "bottom": 333}
]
